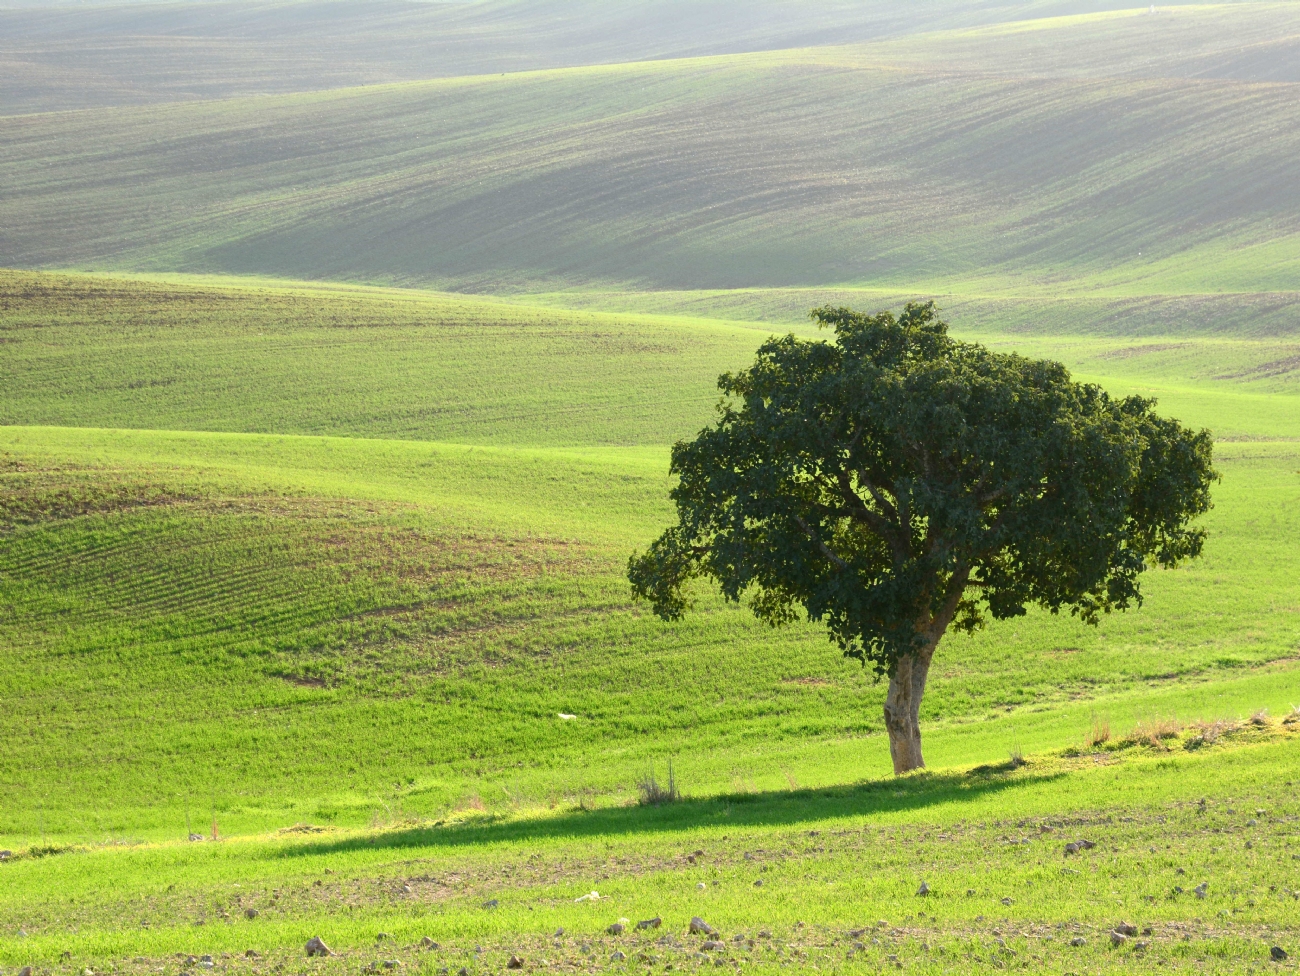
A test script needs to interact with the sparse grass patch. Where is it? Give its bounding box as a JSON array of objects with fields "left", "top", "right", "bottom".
[
  {"left": 1085, "top": 714, "right": 1111, "bottom": 749},
  {"left": 636, "top": 762, "right": 681, "bottom": 807}
]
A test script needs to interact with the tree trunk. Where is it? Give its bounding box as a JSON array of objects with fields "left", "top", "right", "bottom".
[{"left": 883, "top": 642, "right": 936, "bottom": 774}]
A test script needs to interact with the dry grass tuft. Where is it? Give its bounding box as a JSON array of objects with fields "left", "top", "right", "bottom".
[
  {"left": 1184, "top": 718, "right": 1239, "bottom": 750},
  {"left": 1131, "top": 716, "right": 1183, "bottom": 750},
  {"left": 1085, "top": 714, "right": 1111, "bottom": 749},
  {"left": 1249, "top": 708, "right": 1271, "bottom": 727},
  {"left": 637, "top": 761, "right": 681, "bottom": 806}
]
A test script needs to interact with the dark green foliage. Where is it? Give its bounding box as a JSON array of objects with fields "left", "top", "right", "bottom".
[{"left": 630, "top": 304, "right": 1218, "bottom": 675}]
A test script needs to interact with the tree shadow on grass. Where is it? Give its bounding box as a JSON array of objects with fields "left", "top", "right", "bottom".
[{"left": 274, "top": 761, "right": 1063, "bottom": 858}]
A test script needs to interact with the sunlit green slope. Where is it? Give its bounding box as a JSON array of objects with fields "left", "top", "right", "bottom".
[
  {"left": 2, "top": 4, "right": 1297, "bottom": 296},
  {"left": 0, "top": 271, "right": 772, "bottom": 446},
  {"left": 6, "top": 271, "right": 1300, "bottom": 443},
  {"left": 5, "top": 426, "right": 1299, "bottom": 842},
  {"left": 3, "top": 270, "right": 1300, "bottom": 844}
]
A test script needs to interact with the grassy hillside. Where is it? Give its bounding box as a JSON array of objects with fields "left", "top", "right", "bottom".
[
  {"left": 0, "top": 271, "right": 775, "bottom": 446},
  {"left": 3, "top": 270, "right": 1300, "bottom": 841},
  {"left": 2, "top": 271, "right": 1300, "bottom": 972},
  {"left": 6, "top": 272, "right": 1300, "bottom": 443},
  {"left": 3, "top": 422, "right": 1300, "bottom": 842},
  {"left": 4, "top": 1, "right": 1300, "bottom": 965},
  {"left": 2, "top": 4, "right": 1298, "bottom": 298},
  {"left": 0, "top": 0, "right": 1200, "bottom": 113}
]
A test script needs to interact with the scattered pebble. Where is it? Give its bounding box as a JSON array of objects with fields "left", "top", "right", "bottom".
[
  {"left": 305, "top": 936, "right": 332, "bottom": 958},
  {"left": 1274, "top": 947, "right": 1290, "bottom": 962},
  {"left": 1070, "top": 937, "right": 1086, "bottom": 947},
  {"left": 575, "top": 891, "right": 601, "bottom": 902},
  {"left": 420, "top": 937, "right": 439, "bottom": 950},
  {"left": 1111, "top": 931, "right": 1128, "bottom": 947},
  {"left": 607, "top": 923, "right": 626, "bottom": 936},
  {"left": 609, "top": 951, "right": 626, "bottom": 963},
  {"left": 482, "top": 899, "right": 499, "bottom": 909},
  {"left": 636, "top": 917, "right": 662, "bottom": 931},
  {"left": 916, "top": 881, "right": 931, "bottom": 897},
  {"left": 1115, "top": 922, "right": 1138, "bottom": 936},
  {"left": 690, "top": 917, "right": 717, "bottom": 936},
  {"left": 507, "top": 956, "right": 525, "bottom": 969},
  {"left": 1001, "top": 897, "right": 1014, "bottom": 906},
  {"left": 244, "top": 908, "right": 259, "bottom": 920}
]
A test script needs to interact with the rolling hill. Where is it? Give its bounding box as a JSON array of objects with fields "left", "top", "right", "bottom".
[
  {"left": 0, "top": 0, "right": 1230, "bottom": 113},
  {"left": 3, "top": 1, "right": 1300, "bottom": 970},
  {"left": 4, "top": 268, "right": 1300, "bottom": 840},
  {"left": 2, "top": 4, "right": 1298, "bottom": 303}
]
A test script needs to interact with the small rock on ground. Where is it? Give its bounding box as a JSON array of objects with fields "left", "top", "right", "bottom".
[
  {"left": 607, "top": 923, "right": 625, "bottom": 936},
  {"left": 690, "top": 917, "right": 717, "bottom": 936},
  {"left": 1273, "top": 947, "right": 1289, "bottom": 962},
  {"left": 636, "top": 918, "right": 662, "bottom": 930},
  {"left": 305, "top": 937, "right": 332, "bottom": 958},
  {"left": 507, "top": 956, "right": 525, "bottom": 969}
]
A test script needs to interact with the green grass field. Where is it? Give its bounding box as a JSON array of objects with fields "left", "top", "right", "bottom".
[
  {"left": 4, "top": 0, "right": 1300, "bottom": 970},
  {"left": 2, "top": 270, "right": 1300, "bottom": 972}
]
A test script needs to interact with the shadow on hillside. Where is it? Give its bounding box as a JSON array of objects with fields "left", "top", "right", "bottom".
[{"left": 274, "top": 762, "right": 1062, "bottom": 858}]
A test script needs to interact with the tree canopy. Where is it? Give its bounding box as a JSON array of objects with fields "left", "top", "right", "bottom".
[{"left": 628, "top": 303, "right": 1217, "bottom": 772}]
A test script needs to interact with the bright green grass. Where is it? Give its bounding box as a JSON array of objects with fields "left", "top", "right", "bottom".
[
  {"left": 3, "top": 422, "right": 1299, "bottom": 846},
  {"left": 7, "top": 271, "right": 1300, "bottom": 445},
  {"left": 4, "top": 269, "right": 1300, "bottom": 971},
  {"left": 0, "top": 271, "right": 779, "bottom": 447},
  {"left": 1, "top": 713, "right": 1297, "bottom": 973}
]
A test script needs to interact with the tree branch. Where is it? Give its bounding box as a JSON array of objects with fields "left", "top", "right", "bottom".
[
  {"left": 927, "top": 564, "right": 972, "bottom": 640},
  {"left": 830, "top": 468, "right": 911, "bottom": 561},
  {"left": 791, "top": 514, "right": 850, "bottom": 570}
]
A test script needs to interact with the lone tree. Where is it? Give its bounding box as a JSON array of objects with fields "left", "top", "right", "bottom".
[{"left": 629, "top": 303, "right": 1216, "bottom": 774}]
